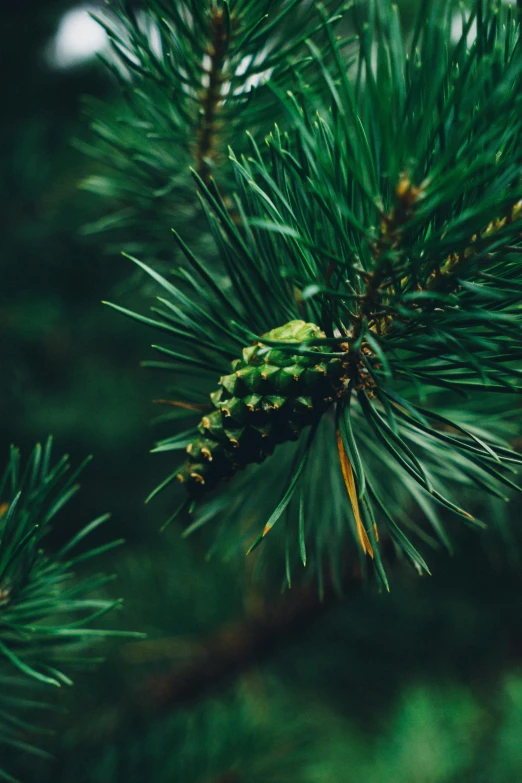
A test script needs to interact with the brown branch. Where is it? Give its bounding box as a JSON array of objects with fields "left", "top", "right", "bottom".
[
  {"left": 194, "top": 8, "right": 229, "bottom": 183},
  {"left": 352, "top": 185, "right": 522, "bottom": 343},
  {"left": 351, "top": 175, "right": 424, "bottom": 341},
  {"left": 427, "top": 198, "right": 522, "bottom": 290},
  {"left": 138, "top": 568, "right": 361, "bottom": 712}
]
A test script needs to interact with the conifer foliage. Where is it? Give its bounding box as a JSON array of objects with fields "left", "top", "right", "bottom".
[
  {"left": 107, "top": 0, "right": 522, "bottom": 589},
  {"left": 79, "top": 0, "right": 348, "bottom": 261},
  {"left": 4, "top": 0, "right": 522, "bottom": 777},
  {"left": 0, "top": 441, "right": 135, "bottom": 781}
]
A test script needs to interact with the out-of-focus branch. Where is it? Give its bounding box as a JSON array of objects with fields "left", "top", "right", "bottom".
[{"left": 140, "top": 568, "right": 361, "bottom": 710}]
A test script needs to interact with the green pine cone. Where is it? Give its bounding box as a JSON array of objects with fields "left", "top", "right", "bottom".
[{"left": 178, "top": 321, "right": 349, "bottom": 498}]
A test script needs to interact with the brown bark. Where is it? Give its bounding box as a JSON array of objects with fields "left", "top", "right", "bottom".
[
  {"left": 194, "top": 9, "right": 229, "bottom": 183},
  {"left": 141, "top": 569, "right": 361, "bottom": 711}
]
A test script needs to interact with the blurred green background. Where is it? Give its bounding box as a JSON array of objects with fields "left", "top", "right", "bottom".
[{"left": 2, "top": 1, "right": 522, "bottom": 780}]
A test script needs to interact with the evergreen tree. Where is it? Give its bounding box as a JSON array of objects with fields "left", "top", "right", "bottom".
[{"left": 3, "top": 1, "right": 522, "bottom": 781}]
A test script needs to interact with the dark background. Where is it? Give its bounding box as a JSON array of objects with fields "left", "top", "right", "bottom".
[
  {"left": 1, "top": 0, "right": 160, "bottom": 538},
  {"left": 2, "top": 2, "right": 522, "bottom": 781}
]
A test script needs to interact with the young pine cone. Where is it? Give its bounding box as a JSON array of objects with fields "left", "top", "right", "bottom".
[{"left": 178, "top": 320, "right": 350, "bottom": 497}]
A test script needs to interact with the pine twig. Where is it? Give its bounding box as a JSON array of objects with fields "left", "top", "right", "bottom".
[
  {"left": 194, "top": 7, "right": 229, "bottom": 183},
  {"left": 140, "top": 568, "right": 361, "bottom": 710}
]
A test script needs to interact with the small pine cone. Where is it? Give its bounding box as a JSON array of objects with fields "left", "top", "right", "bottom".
[{"left": 178, "top": 320, "right": 349, "bottom": 497}]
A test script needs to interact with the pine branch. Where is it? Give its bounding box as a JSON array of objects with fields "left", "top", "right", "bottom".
[
  {"left": 80, "top": 0, "right": 349, "bottom": 263},
  {"left": 0, "top": 439, "right": 140, "bottom": 781},
  {"left": 105, "top": 0, "right": 522, "bottom": 588},
  {"left": 141, "top": 565, "right": 360, "bottom": 710},
  {"left": 194, "top": 6, "right": 229, "bottom": 183}
]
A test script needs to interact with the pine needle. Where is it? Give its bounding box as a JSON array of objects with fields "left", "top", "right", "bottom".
[
  {"left": 153, "top": 400, "right": 211, "bottom": 413},
  {"left": 336, "top": 429, "right": 374, "bottom": 558}
]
